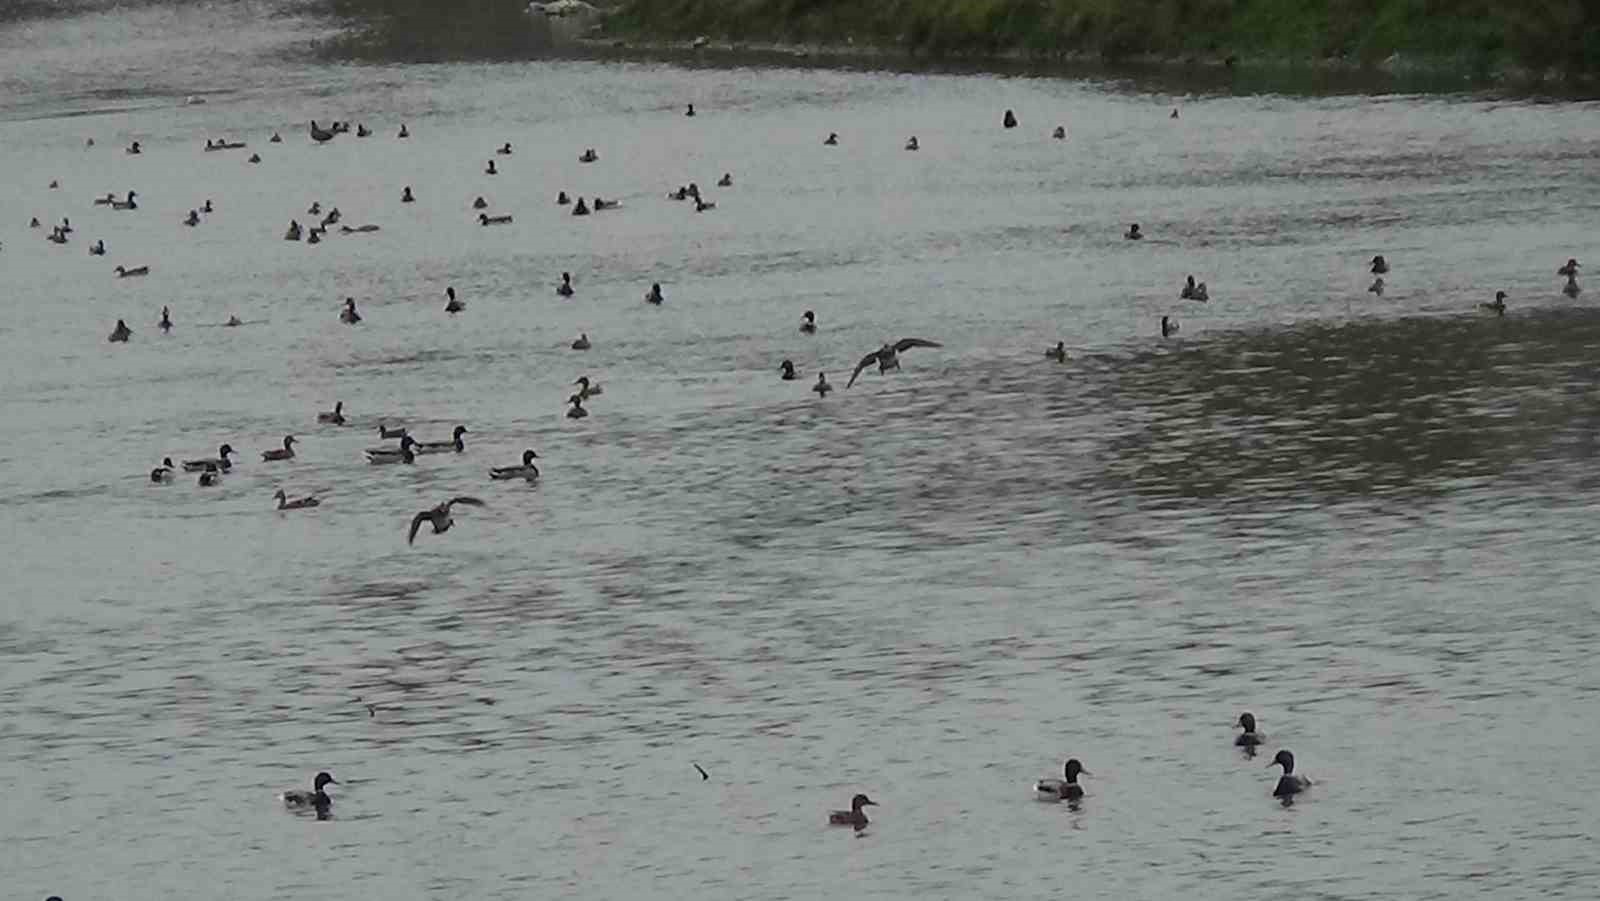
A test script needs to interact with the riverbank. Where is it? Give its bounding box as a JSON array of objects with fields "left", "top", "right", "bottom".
[{"left": 596, "top": 0, "right": 1600, "bottom": 83}]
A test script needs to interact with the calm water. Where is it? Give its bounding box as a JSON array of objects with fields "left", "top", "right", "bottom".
[{"left": 4, "top": 4, "right": 1600, "bottom": 899}]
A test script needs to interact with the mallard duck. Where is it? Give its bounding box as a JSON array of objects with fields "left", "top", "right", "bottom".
[
  {"left": 366, "top": 435, "right": 416, "bottom": 464},
  {"left": 571, "top": 333, "right": 591, "bottom": 350},
  {"left": 444, "top": 287, "right": 465, "bottom": 314},
  {"left": 644, "top": 283, "right": 664, "bottom": 305},
  {"left": 407, "top": 497, "right": 487, "bottom": 544},
  {"left": 800, "top": 310, "right": 816, "bottom": 334},
  {"left": 115, "top": 265, "right": 149, "bottom": 278},
  {"left": 108, "top": 319, "right": 132, "bottom": 342},
  {"left": 1370, "top": 255, "right": 1389, "bottom": 274},
  {"left": 415, "top": 425, "right": 468, "bottom": 454},
  {"left": 1235, "top": 712, "right": 1265, "bottom": 748},
  {"left": 197, "top": 464, "right": 221, "bottom": 486},
  {"left": 566, "top": 395, "right": 588, "bottom": 419},
  {"left": 780, "top": 359, "right": 798, "bottom": 381},
  {"left": 261, "top": 435, "right": 297, "bottom": 461},
  {"left": 1125, "top": 223, "right": 1142, "bottom": 240},
  {"left": 1046, "top": 341, "right": 1067, "bottom": 362},
  {"left": 827, "top": 794, "right": 876, "bottom": 828},
  {"left": 1034, "top": 758, "right": 1088, "bottom": 801},
  {"left": 281, "top": 771, "right": 336, "bottom": 818},
  {"left": 318, "top": 402, "right": 346, "bottom": 424},
  {"left": 273, "top": 489, "right": 320, "bottom": 510},
  {"left": 905, "top": 136, "right": 919, "bottom": 151},
  {"left": 824, "top": 132, "right": 839, "bottom": 145},
  {"left": 1269, "top": 749, "right": 1311, "bottom": 800},
  {"left": 574, "top": 376, "right": 603, "bottom": 399},
  {"left": 557, "top": 272, "right": 574, "bottom": 297},
  {"left": 183, "top": 444, "right": 234, "bottom": 472},
  {"left": 1481, "top": 290, "right": 1508, "bottom": 316},
  {"left": 485, "top": 160, "right": 497, "bottom": 175},
  {"left": 401, "top": 186, "right": 415, "bottom": 203},
  {"left": 1003, "top": 109, "right": 1017, "bottom": 128},
  {"left": 150, "top": 458, "right": 176, "bottom": 483},
  {"left": 478, "top": 213, "right": 512, "bottom": 226},
  {"left": 489, "top": 449, "right": 540, "bottom": 480},
  {"left": 340, "top": 298, "right": 361, "bottom": 324},
  {"left": 378, "top": 423, "right": 408, "bottom": 440},
  {"left": 813, "top": 373, "right": 832, "bottom": 397}
]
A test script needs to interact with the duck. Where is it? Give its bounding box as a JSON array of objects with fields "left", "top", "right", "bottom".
[
  {"left": 1034, "top": 758, "right": 1088, "bottom": 801},
  {"left": 1125, "top": 223, "right": 1142, "bottom": 240},
  {"left": 1162, "top": 315, "right": 1179, "bottom": 338},
  {"left": 571, "top": 333, "right": 591, "bottom": 350},
  {"left": 490, "top": 449, "right": 541, "bottom": 481},
  {"left": 1563, "top": 273, "right": 1581, "bottom": 298},
  {"left": 1269, "top": 749, "right": 1311, "bottom": 800},
  {"left": 1180, "top": 275, "right": 1198, "bottom": 299},
  {"left": 307, "top": 229, "right": 322, "bottom": 245},
  {"left": 1369, "top": 277, "right": 1385, "bottom": 296},
  {"left": 1235, "top": 712, "right": 1265, "bottom": 748},
  {"left": 1481, "top": 290, "right": 1507, "bottom": 316},
  {"left": 497, "top": 142, "right": 512, "bottom": 155},
  {"left": 1558, "top": 258, "right": 1580, "bottom": 277},
  {"left": 1194, "top": 282, "right": 1210, "bottom": 302},
  {"left": 378, "top": 423, "right": 408, "bottom": 440},
  {"left": 415, "top": 425, "right": 468, "bottom": 455},
  {"left": 557, "top": 272, "right": 575, "bottom": 297},
  {"left": 341, "top": 224, "right": 380, "bottom": 236},
  {"left": 1003, "top": 109, "right": 1018, "bottom": 129},
  {"left": 780, "top": 359, "right": 798, "bottom": 381},
  {"left": 1053, "top": 125, "right": 1067, "bottom": 139},
  {"left": 398, "top": 124, "right": 410, "bottom": 138},
  {"left": 572, "top": 198, "right": 591, "bottom": 216},
  {"left": 1370, "top": 254, "right": 1389, "bottom": 275},
  {"left": 89, "top": 239, "right": 106, "bottom": 255},
  {"left": 108, "top": 319, "right": 132, "bottom": 343},
  {"left": 485, "top": 160, "right": 498, "bottom": 175},
  {"left": 225, "top": 315, "right": 243, "bottom": 327},
  {"left": 717, "top": 172, "right": 732, "bottom": 187},
  {"left": 813, "top": 372, "right": 832, "bottom": 397},
  {"left": 574, "top": 376, "right": 603, "bottom": 399},
  {"left": 1045, "top": 341, "right": 1067, "bottom": 362},
  {"left": 478, "top": 210, "right": 514, "bottom": 226},
  {"left": 800, "top": 310, "right": 817, "bottom": 334},
  {"left": 270, "top": 132, "right": 283, "bottom": 143},
  {"left": 905, "top": 136, "right": 919, "bottom": 151},
  {"left": 579, "top": 148, "right": 598, "bottom": 163},
  {"left": 845, "top": 338, "right": 943, "bottom": 388},
  {"left": 644, "top": 283, "right": 664, "bottom": 305},
  {"left": 408, "top": 496, "right": 487, "bottom": 544},
  {"left": 309, "top": 121, "right": 335, "bottom": 142},
  {"left": 472, "top": 196, "right": 488, "bottom": 210},
  {"left": 93, "top": 192, "right": 117, "bottom": 205},
  {"left": 824, "top": 132, "right": 838, "bottom": 145},
  {"left": 1170, "top": 107, "right": 1180, "bottom": 119},
  {"left": 111, "top": 191, "right": 138, "bottom": 210},
  {"left": 321, "top": 208, "right": 341, "bottom": 226},
  {"left": 694, "top": 198, "right": 716, "bottom": 212},
  {"left": 827, "top": 794, "right": 876, "bottom": 828},
  {"left": 340, "top": 298, "right": 362, "bottom": 324},
  {"left": 284, "top": 220, "right": 302, "bottom": 241},
  {"left": 47, "top": 227, "right": 68, "bottom": 245},
  {"left": 197, "top": 464, "right": 222, "bottom": 486},
  {"left": 356, "top": 124, "right": 371, "bottom": 137},
  {"left": 593, "top": 197, "right": 619, "bottom": 211},
  {"left": 566, "top": 395, "right": 589, "bottom": 419},
  {"left": 444, "top": 287, "right": 465, "bottom": 314},
  {"left": 685, "top": 103, "right": 696, "bottom": 116},
  {"left": 401, "top": 186, "right": 415, "bottom": 203},
  {"left": 366, "top": 435, "right": 416, "bottom": 464},
  {"left": 261, "top": 435, "right": 298, "bottom": 461},
  {"left": 183, "top": 444, "right": 234, "bottom": 472},
  {"left": 273, "top": 488, "right": 321, "bottom": 510},
  {"left": 317, "top": 401, "right": 346, "bottom": 424},
  {"left": 126, "top": 141, "right": 142, "bottom": 155},
  {"left": 247, "top": 153, "right": 261, "bottom": 164},
  {"left": 202, "top": 200, "right": 213, "bottom": 213},
  {"left": 30, "top": 217, "right": 41, "bottom": 227},
  {"left": 184, "top": 210, "right": 200, "bottom": 227},
  {"left": 556, "top": 191, "right": 571, "bottom": 205},
  {"left": 159, "top": 306, "right": 172, "bottom": 333},
  {"left": 59, "top": 217, "right": 72, "bottom": 234},
  {"left": 150, "top": 457, "right": 176, "bottom": 483},
  {"left": 281, "top": 772, "right": 336, "bottom": 817},
  {"left": 308, "top": 201, "right": 322, "bottom": 216}
]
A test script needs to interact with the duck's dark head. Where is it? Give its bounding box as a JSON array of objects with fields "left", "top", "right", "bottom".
[
  {"left": 569, "top": 394, "right": 583, "bottom": 406},
  {"left": 314, "top": 771, "right": 337, "bottom": 791},
  {"left": 1496, "top": 291, "right": 1508, "bottom": 303},
  {"left": 1269, "top": 750, "right": 1295, "bottom": 773},
  {"left": 562, "top": 272, "right": 572, "bottom": 283},
  {"left": 446, "top": 287, "right": 456, "bottom": 301},
  {"left": 522, "top": 449, "right": 539, "bottom": 465},
  {"left": 283, "top": 435, "right": 297, "bottom": 447},
  {"left": 333, "top": 401, "right": 343, "bottom": 414},
  {"left": 803, "top": 310, "right": 815, "bottom": 323},
  {"left": 780, "top": 359, "right": 795, "bottom": 374},
  {"left": 219, "top": 444, "right": 235, "bottom": 458},
  {"left": 1238, "top": 712, "right": 1257, "bottom": 733},
  {"left": 851, "top": 793, "right": 876, "bottom": 810},
  {"left": 453, "top": 425, "right": 468, "bottom": 438},
  {"left": 162, "top": 457, "right": 174, "bottom": 468},
  {"left": 400, "top": 434, "right": 416, "bottom": 449},
  {"left": 1064, "top": 758, "right": 1089, "bottom": 781}
]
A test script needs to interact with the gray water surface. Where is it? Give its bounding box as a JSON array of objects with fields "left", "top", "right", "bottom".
[{"left": 3, "top": 4, "right": 1600, "bottom": 899}]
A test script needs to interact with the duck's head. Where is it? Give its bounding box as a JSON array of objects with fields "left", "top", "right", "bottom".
[
  {"left": 478, "top": 213, "right": 489, "bottom": 224},
  {"left": 452, "top": 426, "right": 468, "bottom": 438},
  {"left": 219, "top": 444, "right": 235, "bottom": 458},
  {"left": 521, "top": 449, "right": 539, "bottom": 465},
  {"left": 1496, "top": 290, "right": 1508, "bottom": 302},
  {"left": 780, "top": 359, "right": 795, "bottom": 374},
  {"left": 282, "top": 435, "right": 297, "bottom": 447},
  {"left": 314, "top": 771, "right": 337, "bottom": 791},
  {"left": 344, "top": 298, "right": 356, "bottom": 308},
  {"left": 333, "top": 401, "right": 343, "bottom": 413},
  {"left": 1238, "top": 712, "right": 1257, "bottom": 732},
  {"left": 1063, "top": 758, "right": 1089, "bottom": 781},
  {"left": 850, "top": 793, "right": 876, "bottom": 810},
  {"left": 562, "top": 271, "right": 572, "bottom": 282},
  {"left": 400, "top": 434, "right": 417, "bottom": 448},
  {"left": 568, "top": 394, "right": 583, "bottom": 406},
  {"left": 446, "top": 287, "right": 456, "bottom": 301},
  {"left": 1269, "top": 750, "right": 1295, "bottom": 773},
  {"left": 273, "top": 489, "right": 287, "bottom": 501},
  {"left": 574, "top": 376, "right": 590, "bottom": 387},
  {"left": 803, "top": 310, "right": 815, "bottom": 323}
]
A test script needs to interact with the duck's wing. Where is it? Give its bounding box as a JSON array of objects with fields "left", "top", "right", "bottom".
[
  {"left": 407, "top": 512, "right": 429, "bottom": 545},
  {"left": 443, "top": 496, "right": 487, "bottom": 512},
  {"left": 892, "top": 338, "right": 942, "bottom": 353},
  {"left": 845, "top": 350, "right": 882, "bottom": 388}
]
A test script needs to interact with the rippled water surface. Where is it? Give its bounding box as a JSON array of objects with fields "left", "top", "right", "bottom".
[{"left": 4, "top": 4, "right": 1600, "bottom": 899}]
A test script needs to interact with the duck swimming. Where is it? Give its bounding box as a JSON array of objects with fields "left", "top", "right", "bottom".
[
  {"left": 490, "top": 449, "right": 540, "bottom": 481},
  {"left": 717, "top": 172, "right": 732, "bottom": 187},
  {"left": 356, "top": 124, "right": 371, "bottom": 137},
  {"left": 593, "top": 197, "right": 619, "bottom": 211},
  {"left": 497, "top": 142, "right": 512, "bottom": 155},
  {"left": 824, "top": 132, "right": 839, "bottom": 145},
  {"left": 571, "top": 333, "right": 591, "bottom": 350},
  {"left": 557, "top": 191, "right": 571, "bottom": 205},
  {"left": 184, "top": 210, "right": 200, "bottom": 227},
  {"left": 408, "top": 496, "right": 487, "bottom": 544},
  {"left": 444, "top": 287, "right": 465, "bottom": 314},
  {"left": 1369, "top": 277, "right": 1385, "bottom": 296},
  {"left": 1563, "top": 273, "right": 1581, "bottom": 298},
  {"left": 694, "top": 198, "right": 716, "bottom": 212},
  {"left": 284, "top": 220, "right": 302, "bottom": 241},
  {"left": 1481, "top": 290, "right": 1508, "bottom": 316},
  {"left": 572, "top": 198, "right": 590, "bottom": 216},
  {"left": 247, "top": 153, "right": 261, "bottom": 164},
  {"left": 1180, "top": 275, "right": 1198, "bottom": 299},
  {"left": 557, "top": 272, "right": 574, "bottom": 297},
  {"left": 1235, "top": 712, "right": 1265, "bottom": 748},
  {"left": 340, "top": 298, "right": 362, "bottom": 324},
  {"left": 685, "top": 103, "right": 696, "bottom": 117},
  {"left": 845, "top": 338, "right": 943, "bottom": 388},
  {"left": 309, "top": 121, "right": 335, "bottom": 142},
  {"left": 281, "top": 771, "right": 336, "bottom": 819},
  {"left": 1003, "top": 109, "right": 1018, "bottom": 129},
  {"left": 1162, "top": 315, "right": 1179, "bottom": 337},
  {"left": 151, "top": 457, "right": 175, "bottom": 483},
  {"left": 197, "top": 464, "right": 221, "bottom": 486},
  {"left": 472, "top": 196, "right": 488, "bottom": 210},
  {"left": 273, "top": 488, "right": 320, "bottom": 510},
  {"left": 800, "top": 310, "right": 817, "bottom": 333},
  {"left": 644, "top": 283, "right": 664, "bottom": 305},
  {"left": 126, "top": 141, "right": 142, "bottom": 155},
  {"left": 378, "top": 423, "right": 408, "bottom": 440},
  {"left": 270, "top": 132, "right": 283, "bottom": 143},
  {"left": 183, "top": 444, "right": 234, "bottom": 472},
  {"left": 780, "top": 359, "right": 798, "bottom": 381},
  {"left": 108, "top": 319, "right": 132, "bottom": 342},
  {"left": 1034, "top": 758, "right": 1089, "bottom": 801},
  {"left": 416, "top": 425, "right": 468, "bottom": 455},
  {"left": 813, "top": 372, "right": 832, "bottom": 397},
  {"left": 1370, "top": 254, "right": 1389, "bottom": 275},
  {"left": 1053, "top": 125, "right": 1067, "bottom": 139},
  {"left": 1125, "top": 223, "right": 1142, "bottom": 240},
  {"left": 827, "top": 794, "right": 876, "bottom": 829},
  {"left": 566, "top": 395, "right": 588, "bottom": 419},
  {"left": 1269, "top": 749, "right": 1311, "bottom": 800},
  {"left": 574, "top": 376, "right": 603, "bottom": 399},
  {"left": 111, "top": 190, "right": 138, "bottom": 211},
  {"left": 485, "top": 160, "right": 497, "bottom": 175},
  {"left": 159, "top": 306, "right": 172, "bottom": 333},
  {"left": 261, "top": 435, "right": 297, "bottom": 461},
  {"left": 366, "top": 435, "right": 416, "bottom": 465},
  {"left": 1046, "top": 341, "right": 1067, "bottom": 362},
  {"left": 905, "top": 136, "right": 919, "bottom": 151},
  {"left": 318, "top": 401, "right": 346, "bottom": 424},
  {"left": 307, "top": 229, "right": 322, "bottom": 245},
  {"left": 398, "top": 124, "right": 409, "bottom": 138},
  {"left": 401, "top": 186, "right": 415, "bottom": 203},
  {"left": 579, "top": 148, "right": 598, "bottom": 163},
  {"left": 1558, "top": 258, "right": 1580, "bottom": 277},
  {"left": 89, "top": 239, "right": 106, "bottom": 255}
]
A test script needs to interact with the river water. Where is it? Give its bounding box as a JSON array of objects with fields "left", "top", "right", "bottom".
[{"left": 3, "top": 3, "right": 1599, "bottom": 899}]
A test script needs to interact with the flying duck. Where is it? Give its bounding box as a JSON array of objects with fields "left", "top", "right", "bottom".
[
  {"left": 401, "top": 186, "right": 415, "bottom": 203},
  {"left": 905, "top": 136, "right": 919, "bottom": 151},
  {"left": 366, "top": 435, "right": 416, "bottom": 464},
  {"left": 800, "top": 310, "right": 816, "bottom": 334},
  {"left": 318, "top": 402, "right": 346, "bottom": 424},
  {"left": 407, "top": 496, "right": 487, "bottom": 544},
  {"left": 281, "top": 771, "right": 336, "bottom": 818},
  {"left": 416, "top": 425, "right": 468, "bottom": 455},
  {"left": 183, "top": 444, "right": 234, "bottom": 472},
  {"left": 444, "top": 287, "right": 465, "bottom": 314},
  {"left": 109, "top": 319, "right": 132, "bottom": 342},
  {"left": 1125, "top": 223, "right": 1142, "bottom": 240},
  {"left": 644, "top": 283, "right": 664, "bottom": 305},
  {"left": 490, "top": 449, "right": 541, "bottom": 481},
  {"left": 813, "top": 372, "right": 832, "bottom": 397},
  {"left": 261, "top": 435, "right": 297, "bottom": 461},
  {"left": 557, "top": 272, "right": 574, "bottom": 297},
  {"left": 845, "top": 338, "right": 943, "bottom": 388},
  {"left": 1162, "top": 315, "right": 1179, "bottom": 337},
  {"left": 151, "top": 457, "right": 176, "bottom": 483},
  {"left": 571, "top": 333, "right": 591, "bottom": 350},
  {"left": 1558, "top": 258, "right": 1580, "bottom": 277},
  {"left": 780, "top": 359, "right": 798, "bottom": 381},
  {"left": 1482, "top": 290, "right": 1507, "bottom": 316},
  {"left": 574, "top": 376, "right": 603, "bottom": 399},
  {"left": 340, "top": 298, "right": 362, "bottom": 324},
  {"left": 1046, "top": 341, "right": 1067, "bottom": 362},
  {"left": 273, "top": 488, "right": 320, "bottom": 510},
  {"left": 1034, "top": 758, "right": 1089, "bottom": 801},
  {"left": 115, "top": 265, "right": 149, "bottom": 278},
  {"left": 1235, "top": 712, "right": 1264, "bottom": 748},
  {"left": 1269, "top": 749, "right": 1311, "bottom": 800},
  {"left": 1370, "top": 255, "right": 1389, "bottom": 275},
  {"left": 566, "top": 395, "right": 588, "bottom": 419},
  {"left": 827, "top": 794, "right": 876, "bottom": 829}
]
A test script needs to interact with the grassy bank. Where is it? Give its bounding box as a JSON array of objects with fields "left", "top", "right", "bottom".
[{"left": 601, "top": 0, "right": 1600, "bottom": 77}]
